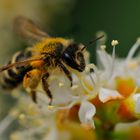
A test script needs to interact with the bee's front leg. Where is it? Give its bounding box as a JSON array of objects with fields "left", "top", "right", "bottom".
[
  {"left": 58, "top": 61, "right": 72, "bottom": 87},
  {"left": 42, "top": 73, "right": 53, "bottom": 105}
]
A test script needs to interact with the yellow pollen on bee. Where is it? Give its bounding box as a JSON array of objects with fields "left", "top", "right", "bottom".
[
  {"left": 33, "top": 37, "right": 71, "bottom": 53},
  {"left": 30, "top": 60, "right": 44, "bottom": 68}
]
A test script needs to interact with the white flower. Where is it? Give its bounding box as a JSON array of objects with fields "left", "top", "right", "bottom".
[
  {"left": 3, "top": 32, "right": 140, "bottom": 140},
  {"left": 97, "top": 37, "right": 140, "bottom": 82},
  {"left": 78, "top": 100, "right": 96, "bottom": 129},
  {"left": 99, "top": 88, "right": 124, "bottom": 103},
  {"left": 133, "top": 94, "right": 140, "bottom": 114}
]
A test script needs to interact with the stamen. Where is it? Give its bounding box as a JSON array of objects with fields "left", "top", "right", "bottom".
[
  {"left": 85, "top": 65, "right": 96, "bottom": 86},
  {"left": 111, "top": 40, "right": 119, "bottom": 46},
  {"left": 100, "top": 45, "right": 106, "bottom": 50},
  {"left": 126, "top": 37, "right": 140, "bottom": 61},
  {"left": 89, "top": 73, "right": 96, "bottom": 86},
  {"left": 86, "top": 64, "right": 99, "bottom": 86},
  {"left": 78, "top": 64, "right": 99, "bottom": 96},
  {"left": 109, "top": 40, "right": 119, "bottom": 79}
]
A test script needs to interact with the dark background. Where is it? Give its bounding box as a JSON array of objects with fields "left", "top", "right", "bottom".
[
  {"left": 46, "top": 0, "right": 140, "bottom": 61},
  {"left": 1, "top": 0, "right": 140, "bottom": 63}
]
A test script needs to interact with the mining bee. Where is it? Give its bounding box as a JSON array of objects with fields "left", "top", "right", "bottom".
[{"left": 0, "top": 16, "right": 103, "bottom": 105}]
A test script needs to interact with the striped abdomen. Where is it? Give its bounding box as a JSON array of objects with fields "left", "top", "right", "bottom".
[{"left": 1, "top": 50, "right": 32, "bottom": 89}]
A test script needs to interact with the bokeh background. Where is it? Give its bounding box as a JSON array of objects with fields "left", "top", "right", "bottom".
[
  {"left": 0, "top": 0, "right": 140, "bottom": 63},
  {"left": 0, "top": 0, "right": 140, "bottom": 139}
]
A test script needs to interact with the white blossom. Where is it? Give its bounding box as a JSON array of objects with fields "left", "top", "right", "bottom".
[{"left": 78, "top": 100, "right": 96, "bottom": 129}]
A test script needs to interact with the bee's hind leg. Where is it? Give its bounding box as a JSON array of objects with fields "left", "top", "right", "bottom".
[
  {"left": 23, "top": 69, "right": 42, "bottom": 103},
  {"left": 42, "top": 73, "right": 53, "bottom": 105},
  {"left": 30, "top": 90, "right": 37, "bottom": 103}
]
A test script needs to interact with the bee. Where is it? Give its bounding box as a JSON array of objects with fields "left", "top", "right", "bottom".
[{"left": 0, "top": 16, "right": 103, "bottom": 105}]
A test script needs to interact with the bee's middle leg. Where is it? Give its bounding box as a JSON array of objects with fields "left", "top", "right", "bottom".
[{"left": 42, "top": 73, "right": 53, "bottom": 105}]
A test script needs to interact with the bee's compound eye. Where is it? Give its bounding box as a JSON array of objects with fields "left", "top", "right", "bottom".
[
  {"left": 62, "top": 52, "right": 84, "bottom": 72},
  {"left": 62, "top": 53, "right": 73, "bottom": 64}
]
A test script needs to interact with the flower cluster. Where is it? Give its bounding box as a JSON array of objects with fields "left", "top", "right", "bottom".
[{"left": 1, "top": 35, "right": 140, "bottom": 140}]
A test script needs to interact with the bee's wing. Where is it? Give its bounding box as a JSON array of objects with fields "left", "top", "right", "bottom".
[
  {"left": 0, "top": 58, "right": 43, "bottom": 72},
  {"left": 14, "top": 16, "right": 50, "bottom": 41}
]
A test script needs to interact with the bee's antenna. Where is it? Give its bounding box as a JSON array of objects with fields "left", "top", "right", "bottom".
[{"left": 81, "top": 35, "right": 104, "bottom": 51}]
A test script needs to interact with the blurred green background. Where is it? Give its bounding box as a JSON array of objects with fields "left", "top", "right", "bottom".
[
  {"left": 44, "top": 0, "right": 140, "bottom": 61},
  {"left": 0, "top": 0, "right": 140, "bottom": 63}
]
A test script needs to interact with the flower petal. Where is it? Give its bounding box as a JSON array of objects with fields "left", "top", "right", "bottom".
[
  {"left": 99, "top": 88, "right": 124, "bottom": 103},
  {"left": 78, "top": 101, "right": 96, "bottom": 129},
  {"left": 97, "top": 50, "right": 112, "bottom": 72},
  {"left": 133, "top": 94, "right": 140, "bottom": 114}
]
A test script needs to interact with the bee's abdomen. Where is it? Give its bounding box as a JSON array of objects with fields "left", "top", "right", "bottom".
[{"left": 1, "top": 50, "right": 32, "bottom": 89}]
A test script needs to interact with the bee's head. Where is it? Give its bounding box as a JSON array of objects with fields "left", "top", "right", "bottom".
[
  {"left": 61, "top": 35, "right": 104, "bottom": 72},
  {"left": 61, "top": 43, "right": 85, "bottom": 72}
]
